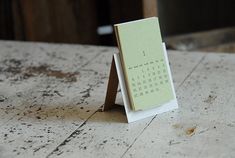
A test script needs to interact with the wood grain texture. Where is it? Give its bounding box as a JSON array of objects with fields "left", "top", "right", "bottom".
[
  {"left": 142, "top": 0, "right": 158, "bottom": 18},
  {"left": 12, "top": 0, "right": 99, "bottom": 44},
  {"left": 0, "top": 0, "right": 14, "bottom": 39},
  {"left": 0, "top": 41, "right": 234, "bottom": 158},
  {"left": 0, "top": 41, "right": 113, "bottom": 157}
]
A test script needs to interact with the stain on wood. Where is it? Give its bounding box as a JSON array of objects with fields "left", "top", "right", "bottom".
[
  {"left": 185, "top": 126, "right": 196, "bottom": 136},
  {"left": 204, "top": 95, "right": 217, "bottom": 104},
  {"left": 25, "top": 65, "right": 79, "bottom": 82},
  {"left": 1, "top": 58, "right": 79, "bottom": 82}
]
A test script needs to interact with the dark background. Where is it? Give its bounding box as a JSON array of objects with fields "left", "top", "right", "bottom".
[{"left": 0, "top": 0, "right": 235, "bottom": 46}]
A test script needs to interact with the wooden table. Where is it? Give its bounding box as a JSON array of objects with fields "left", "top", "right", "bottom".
[{"left": 0, "top": 41, "right": 234, "bottom": 158}]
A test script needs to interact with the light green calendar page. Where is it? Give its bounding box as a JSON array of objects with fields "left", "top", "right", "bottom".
[{"left": 115, "top": 17, "right": 174, "bottom": 111}]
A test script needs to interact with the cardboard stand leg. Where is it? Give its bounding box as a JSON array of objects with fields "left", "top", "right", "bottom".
[{"left": 103, "top": 57, "right": 120, "bottom": 111}]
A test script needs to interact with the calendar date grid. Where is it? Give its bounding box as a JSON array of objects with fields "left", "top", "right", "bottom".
[{"left": 127, "top": 58, "right": 170, "bottom": 98}]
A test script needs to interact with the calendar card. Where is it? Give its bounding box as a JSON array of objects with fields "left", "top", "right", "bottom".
[{"left": 114, "top": 17, "right": 175, "bottom": 111}]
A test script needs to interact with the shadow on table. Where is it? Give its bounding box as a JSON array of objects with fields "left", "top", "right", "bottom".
[
  {"left": 93, "top": 105, "right": 128, "bottom": 123},
  {"left": 11, "top": 102, "right": 128, "bottom": 123}
]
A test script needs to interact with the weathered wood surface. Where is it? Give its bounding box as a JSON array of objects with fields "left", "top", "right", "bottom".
[{"left": 0, "top": 41, "right": 234, "bottom": 158}]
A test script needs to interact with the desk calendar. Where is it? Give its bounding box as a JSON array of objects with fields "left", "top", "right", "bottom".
[{"left": 103, "top": 17, "right": 178, "bottom": 123}]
